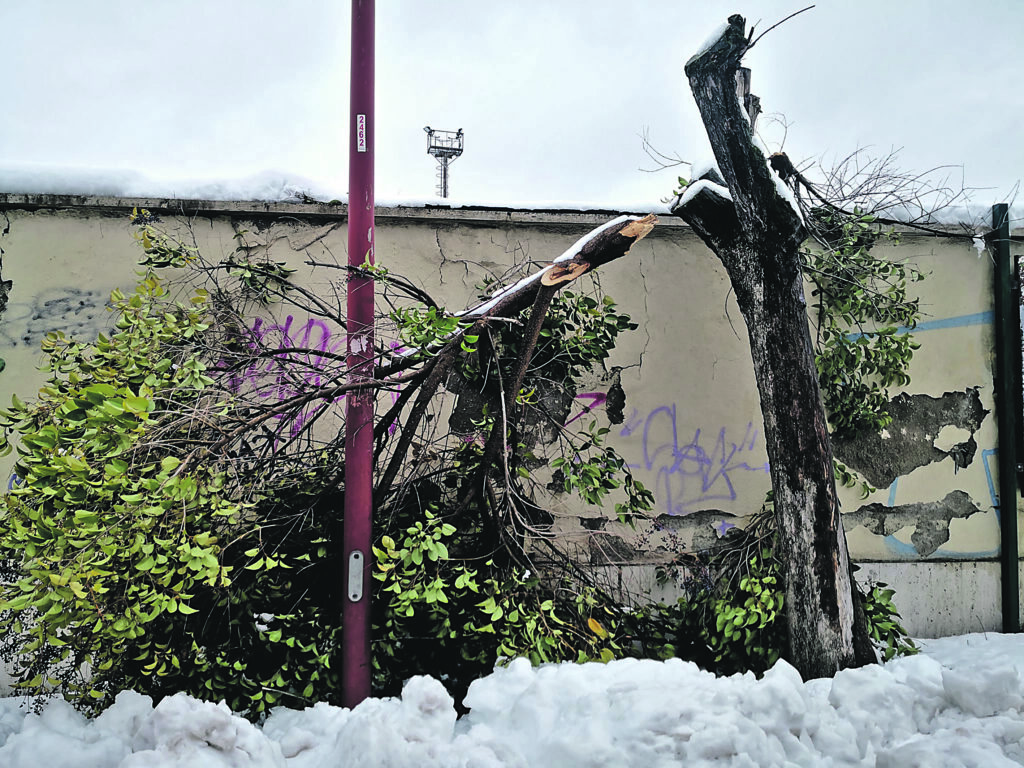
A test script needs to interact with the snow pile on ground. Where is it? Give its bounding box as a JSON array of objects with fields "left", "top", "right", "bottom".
[{"left": 1, "top": 634, "right": 1023, "bottom": 767}]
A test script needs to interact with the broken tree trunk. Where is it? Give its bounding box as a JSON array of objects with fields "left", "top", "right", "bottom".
[{"left": 672, "top": 15, "right": 872, "bottom": 678}]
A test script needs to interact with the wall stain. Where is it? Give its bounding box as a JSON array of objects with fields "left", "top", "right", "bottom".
[
  {"left": 832, "top": 388, "right": 988, "bottom": 488},
  {"left": 0, "top": 288, "right": 108, "bottom": 348},
  {"left": 0, "top": 212, "right": 10, "bottom": 372},
  {"left": 843, "top": 490, "right": 981, "bottom": 556},
  {"left": 0, "top": 211, "right": 11, "bottom": 317}
]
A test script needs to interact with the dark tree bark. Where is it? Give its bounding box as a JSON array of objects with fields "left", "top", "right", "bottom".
[{"left": 672, "top": 15, "right": 873, "bottom": 678}]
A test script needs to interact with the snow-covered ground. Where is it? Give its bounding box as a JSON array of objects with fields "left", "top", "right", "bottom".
[{"left": 1, "top": 634, "right": 1022, "bottom": 767}]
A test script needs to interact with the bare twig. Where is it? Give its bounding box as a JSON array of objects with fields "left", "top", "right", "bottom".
[{"left": 744, "top": 5, "right": 815, "bottom": 53}]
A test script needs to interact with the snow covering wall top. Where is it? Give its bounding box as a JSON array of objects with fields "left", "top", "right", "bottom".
[
  {"left": 0, "top": 193, "right": 1019, "bottom": 635},
  {"left": 2, "top": 164, "right": 1021, "bottom": 230}
]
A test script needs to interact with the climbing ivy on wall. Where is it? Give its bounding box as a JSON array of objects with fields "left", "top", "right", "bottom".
[{"left": 803, "top": 208, "right": 925, "bottom": 438}]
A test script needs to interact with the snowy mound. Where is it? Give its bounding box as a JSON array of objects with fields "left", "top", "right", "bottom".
[{"left": 1, "top": 633, "right": 1023, "bottom": 767}]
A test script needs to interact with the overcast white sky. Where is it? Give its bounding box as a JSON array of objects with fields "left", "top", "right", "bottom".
[{"left": 1, "top": 1, "right": 1022, "bottom": 208}]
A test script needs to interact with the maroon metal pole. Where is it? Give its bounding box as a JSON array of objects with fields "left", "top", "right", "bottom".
[{"left": 342, "top": 0, "right": 375, "bottom": 708}]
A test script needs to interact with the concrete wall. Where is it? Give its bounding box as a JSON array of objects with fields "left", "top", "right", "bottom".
[{"left": 0, "top": 193, "right": 1021, "bottom": 637}]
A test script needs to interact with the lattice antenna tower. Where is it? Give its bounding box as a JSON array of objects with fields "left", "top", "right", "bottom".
[{"left": 423, "top": 126, "right": 464, "bottom": 198}]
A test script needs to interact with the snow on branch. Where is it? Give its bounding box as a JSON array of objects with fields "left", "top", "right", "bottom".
[
  {"left": 384, "top": 215, "right": 657, "bottom": 368},
  {"left": 456, "top": 214, "right": 657, "bottom": 320},
  {"left": 671, "top": 179, "right": 733, "bottom": 213}
]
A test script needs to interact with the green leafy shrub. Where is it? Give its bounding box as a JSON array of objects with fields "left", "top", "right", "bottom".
[
  {"left": 621, "top": 529, "right": 919, "bottom": 675},
  {"left": 370, "top": 505, "right": 626, "bottom": 706},
  {"left": 707, "top": 549, "right": 783, "bottom": 670},
  {"left": 861, "top": 581, "right": 918, "bottom": 661},
  {"left": 0, "top": 226, "right": 647, "bottom": 717},
  {"left": 0, "top": 273, "right": 245, "bottom": 705}
]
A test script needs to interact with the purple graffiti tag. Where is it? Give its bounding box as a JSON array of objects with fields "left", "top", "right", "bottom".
[
  {"left": 629, "top": 404, "right": 769, "bottom": 515},
  {"left": 619, "top": 407, "right": 644, "bottom": 440},
  {"left": 564, "top": 392, "right": 609, "bottom": 427},
  {"left": 214, "top": 317, "right": 415, "bottom": 443},
  {"left": 218, "top": 315, "right": 351, "bottom": 440}
]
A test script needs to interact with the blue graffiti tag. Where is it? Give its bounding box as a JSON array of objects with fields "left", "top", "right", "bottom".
[{"left": 621, "top": 405, "right": 770, "bottom": 515}]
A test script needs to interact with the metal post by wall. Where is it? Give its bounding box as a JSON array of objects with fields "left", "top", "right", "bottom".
[
  {"left": 992, "top": 202, "right": 1021, "bottom": 633},
  {"left": 342, "top": 0, "right": 375, "bottom": 706}
]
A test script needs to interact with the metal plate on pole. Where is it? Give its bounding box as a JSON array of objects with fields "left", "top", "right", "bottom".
[{"left": 347, "top": 550, "right": 364, "bottom": 602}]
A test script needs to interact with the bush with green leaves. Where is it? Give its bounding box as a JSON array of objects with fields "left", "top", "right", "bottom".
[
  {"left": 622, "top": 509, "right": 918, "bottom": 675},
  {"left": 0, "top": 273, "right": 244, "bottom": 704},
  {"left": 370, "top": 506, "right": 626, "bottom": 703},
  {"left": 861, "top": 581, "right": 918, "bottom": 661},
  {"left": 0, "top": 222, "right": 646, "bottom": 717}
]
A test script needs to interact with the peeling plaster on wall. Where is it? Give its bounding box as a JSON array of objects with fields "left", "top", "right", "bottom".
[
  {"left": 445, "top": 381, "right": 487, "bottom": 436},
  {"left": 449, "top": 359, "right": 629, "bottom": 459},
  {"left": 0, "top": 212, "right": 9, "bottom": 372},
  {"left": 653, "top": 509, "right": 741, "bottom": 553},
  {"left": 843, "top": 490, "right": 982, "bottom": 557},
  {"left": 0, "top": 210, "right": 11, "bottom": 317},
  {"left": 575, "top": 508, "right": 744, "bottom": 567},
  {"left": 832, "top": 389, "right": 988, "bottom": 488},
  {"left": 605, "top": 368, "right": 625, "bottom": 425},
  {"left": 446, "top": 377, "right": 577, "bottom": 449},
  {"left": 521, "top": 385, "right": 576, "bottom": 448}
]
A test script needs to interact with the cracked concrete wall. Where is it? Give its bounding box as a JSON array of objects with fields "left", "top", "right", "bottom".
[
  {"left": 829, "top": 232, "right": 1019, "bottom": 565},
  {"left": 1, "top": 198, "right": 1021, "bottom": 603}
]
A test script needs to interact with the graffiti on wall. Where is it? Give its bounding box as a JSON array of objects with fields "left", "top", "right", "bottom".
[
  {"left": 564, "top": 392, "right": 608, "bottom": 427},
  {"left": 224, "top": 315, "right": 349, "bottom": 438},
  {"left": 0, "top": 288, "right": 108, "bottom": 348},
  {"left": 225, "top": 315, "right": 412, "bottom": 440},
  {"left": 619, "top": 404, "right": 769, "bottom": 515}
]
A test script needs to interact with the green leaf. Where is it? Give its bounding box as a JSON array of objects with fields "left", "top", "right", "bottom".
[
  {"left": 124, "top": 396, "right": 153, "bottom": 414},
  {"left": 160, "top": 457, "right": 181, "bottom": 472}
]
